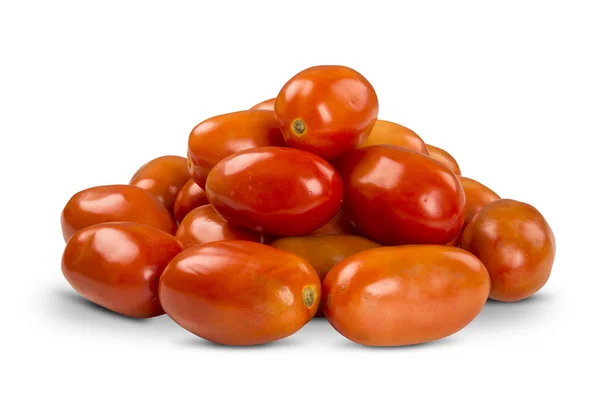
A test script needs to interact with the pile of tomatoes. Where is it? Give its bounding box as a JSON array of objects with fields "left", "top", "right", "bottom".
[{"left": 60, "top": 65, "right": 556, "bottom": 347}]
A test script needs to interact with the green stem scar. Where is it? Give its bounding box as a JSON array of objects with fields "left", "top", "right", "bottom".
[
  {"left": 302, "top": 286, "right": 315, "bottom": 308},
  {"left": 292, "top": 119, "right": 306, "bottom": 135}
]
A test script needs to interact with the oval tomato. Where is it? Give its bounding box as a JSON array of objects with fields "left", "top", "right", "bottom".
[
  {"left": 62, "top": 222, "right": 184, "bottom": 318},
  {"left": 173, "top": 179, "right": 209, "bottom": 224},
  {"left": 359, "top": 120, "right": 428, "bottom": 154},
  {"left": 159, "top": 240, "right": 321, "bottom": 346},
  {"left": 323, "top": 245, "right": 490, "bottom": 346},
  {"left": 309, "top": 210, "right": 357, "bottom": 236},
  {"left": 337, "top": 145, "right": 466, "bottom": 245},
  {"left": 459, "top": 176, "right": 500, "bottom": 227},
  {"left": 205, "top": 147, "right": 343, "bottom": 236},
  {"left": 426, "top": 144, "right": 461, "bottom": 175},
  {"left": 250, "top": 98, "right": 276, "bottom": 111}
]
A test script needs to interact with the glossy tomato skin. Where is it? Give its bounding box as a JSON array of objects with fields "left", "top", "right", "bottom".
[
  {"left": 359, "top": 120, "right": 428, "bottom": 154},
  {"left": 187, "top": 110, "right": 285, "bottom": 189},
  {"left": 61, "top": 184, "right": 177, "bottom": 242},
  {"left": 459, "top": 176, "right": 500, "bottom": 227},
  {"left": 159, "top": 240, "right": 321, "bottom": 346},
  {"left": 173, "top": 180, "right": 209, "bottom": 224},
  {"left": 310, "top": 210, "right": 357, "bottom": 236},
  {"left": 460, "top": 199, "right": 555, "bottom": 302},
  {"left": 426, "top": 144, "right": 461, "bottom": 175},
  {"left": 129, "top": 155, "right": 190, "bottom": 215},
  {"left": 337, "top": 145, "right": 466, "bottom": 245},
  {"left": 274, "top": 65, "right": 379, "bottom": 160},
  {"left": 176, "top": 204, "right": 266, "bottom": 248},
  {"left": 62, "top": 222, "right": 184, "bottom": 318},
  {"left": 323, "top": 245, "right": 490, "bottom": 346},
  {"left": 205, "top": 147, "right": 343, "bottom": 237},
  {"left": 250, "top": 98, "right": 276, "bottom": 111}
]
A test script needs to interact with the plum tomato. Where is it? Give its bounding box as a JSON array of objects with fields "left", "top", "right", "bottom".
[
  {"left": 61, "top": 184, "right": 177, "bottom": 242},
  {"left": 129, "top": 155, "right": 189, "bottom": 215},
  {"left": 323, "top": 245, "right": 490, "bottom": 346},
  {"left": 205, "top": 147, "right": 343, "bottom": 237},
  {"left": 337, "top": 145, "right": 466, "bottom": 245},
  {"left": 187, "top": 110, "right": 285, "bottom": 189},
  {"left": 459, "top": 176, "right": 500, "bottom": 227},
  {"left": 173, "top": 179, "right": 209, "bottom": 224},
  {"left": 309, "top": 210, "right": 357, "bottom": 236},
  {"left": 250, "top": 98, "right": 276, "bottom": 111},
  {"left": 460, "top": 199, "right": 555, "bottom": 302},
  {"left": 359, "top": 120, "right": 428, "bottom": 154},
  {"left": 274, "top": 65, "right": 379, "bottom": 160},
  {"left": 159, "top": 240, "right": 321, "bottom": 346},
  {"left": 176, "top": 204, "right": 266, "bottom": 248},
  {"left": 426, "top": 144, "right": 461, "bottom": 175},
  {"left": 62, "top": 222, "right": 184, "bottom": 318}
]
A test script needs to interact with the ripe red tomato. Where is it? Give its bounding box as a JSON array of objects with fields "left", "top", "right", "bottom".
[
  {"left": 159, "top": 240, "right": 321, "bottom": 345},
  {"left": 62, "top": 222, "right": 184, "bottom": 318},
  {"left": 309, "top": 210, "right": 357, "bottom": 236},
  {"left": 460, "top": 199, "right": 555, "bottom": 302},
  {"left": 187, "top": 110, "right": 285, "bottom": 189},
  {"left": 323, "top": 245, "right": 490, "bottom": 346},
  {"left": 205, "top": 147, "right": 343, "bottom": 236},
  {"left": 337, "top": 145, "right": 466, "bottom": 245},
  {"left": 359, "top": 120, "right": 428, "bottom": 154},
  {"left": 426, "top": 144, "right": 461, "bottom": 175},
  {"left": 274, "top": 65, "right": 379, "bottom": 160},
  {"left": 250, "top": 98, "right": 276, "bottom": 111},
  {"left": 61, "top": 184, "right": 177, "bottom": 242},
  {"left": 173, "top": 179, "right": 209, "bottom": 224}
]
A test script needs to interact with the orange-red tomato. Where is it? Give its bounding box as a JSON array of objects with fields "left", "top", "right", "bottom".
[
  {"left": 62, "top": 222, "right": 184, "bottom": 318},
  {"left": 309, "top": 210, "right": 357, "bottom": 236},
  {"left": 459, "top": 176, "right": 500, "bottom": 227},
  {"left": 359, "top": 120, "right": 428, "bottom": 154},
  {"left": 187, "top": 110, "right": 285, "bottom": 189},
  {"left": 159, "top": 240, "right": 321, "bottom": 346},
  {"left": 426, "top": 144, "right": 461, "bottom": 175},
  {"left": 250, "top": 98, "right": 276, "bottom": 111},
  {"left": 274, "top": 65, "right": 379, "bottom": 160},
  {"left": 173, "top": 179, "right": 209, "bottom": 224},
  {"left": 323, "top": 245, "right": 490, "bottom": 346},
  {"left": 61, "top": 184, "right": 177, "bottom": 242},
  {"left": 337, "top": 145, "right": 466, "bottom": 245},
  {"left": 206, "top": 147, "right": 343, "bottom": 237},
  {"left": 129, "top": 155, "right": 190, "bottom": 215},
  {"left": 460, "top": 199, "right": 555, "bottom": 302},
  {"left": 176, "top": 204, "right": 266, "bottom": 248}
]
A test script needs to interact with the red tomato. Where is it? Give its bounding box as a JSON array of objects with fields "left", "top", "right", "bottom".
[
  {"left": 62, "top": 222, "right": 184, "bottom": 318},
  {"left": 173, "top": 179, "right": 209, "bottom": 224},
  {"left": 337, "top": 145, "right": 466, "bottom": 245},
  {"left": 159, "top": 240, "right": 321, "bottom": 345},
  {"left": 250, "top": 98, "right": 276, "bottom": 111},
  {"left": 323, "top": 245, "right": 490, "bottom": 346},
  {"left": 205, "top": 147, "right": 343, "bottom": 236},
  {"left": 187, "top": 110, "right": 285, "bottom": 189},
  {"left": 360, "top": 120, "right": 428, "bottom": 154},
  {"left": 176, "top": 204, "right": 266, "bottom": 248},
  {"left": 459, "top": 176, "right": 500, "bottom": 227},
  {"left": 460, "top": 199, "right": 555, "bottom": 302},
  {"left": 426, "top": 144, "right": 461, "bottom": 175},
  {"left": 61, "top": 184, "right": 177, "bottom": 242},
  {"left": 274, "top": 65, "right": 379, "bottom": 160},
  {"left": 309, "top": 210, "right": 357, "bottom": 236}
]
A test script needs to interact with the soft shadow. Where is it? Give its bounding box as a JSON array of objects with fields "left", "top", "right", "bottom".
[
  {"left": 179, "top": 335, "right": 301, "bottom": 350},
  {"left": 332, "top": 334, "right": 459, "bottom": 351}
]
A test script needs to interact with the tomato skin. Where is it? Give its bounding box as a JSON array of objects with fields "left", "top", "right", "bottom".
[
  {"left": 176, "top": 204, "right": 266, "bottom": 248},
  {"left": 173, "top": 180, "right": 209, "bottom": 224},
  {"left": 460, "top": 199, "right": 555, "bottom": 302},
  {"left": 274, "top": 65, "right": 379, "bottom": 160},
  {"left": 309, "top": 210, "right": 357, "bottom": 236},
  {"left": 250, "top": 98, "right": 276, "bottom": 111},
  {"left": 459, "top": 176, "right": 500, "bottom": 227},
  {"left": 205, "top": 147, "right": 343, "bottom": 237},
  {"left": 359, "top": 120, "right": 428, "bottom": 154},
  {"left": 61, "top": 184, "right": 177, "bottom": 242},
  {"left": 187, "top": 110, "right": 285, "bottom": 189},
  {"left": 129, "top": 155, "right": 190, "bottom": 215},
  {"left": 61, "top": 222, "right": 184, "bottom": 318},
  {"left": 323, "top": 245, "right": 490, "bottom": 346},
  {"left": 337, "top": 145, "right": 466, "bottom": 245},
  {"left": 159, "top": 240, "right": 321, "bottom": 346},
  {"left": 426, "top": 144, "right": 461, "bottom": 175}
]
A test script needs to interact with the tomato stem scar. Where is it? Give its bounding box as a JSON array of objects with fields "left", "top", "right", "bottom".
[
  {"left": 292, "top": 119, "right": 306, "bottom": 136},
  {"left": 302, "top": 286, "right": 315, "bottom": 308}
]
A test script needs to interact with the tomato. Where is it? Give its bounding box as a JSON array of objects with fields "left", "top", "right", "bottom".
[
  {"left": 310, "top": 210, "right": 357, "bottom": 236},
  {"left": 323, "top": 245, "right": 490, "bottom": 346},
  {"left": 426, "top": 144, "right": 461, "bottom": 175},
  {"left": 460, "top": 199, "right": 555, "bottom": 302},
  {"left": 61, "top": 184, "right": 177, "bottom": 242},
  {"left": 129, "top": 155, "right": 189, "bottom": 215},
  {"left": 187, "top": 110, "right": 285, "bottom": 189},
  {"left": 62, "top": 222, "right": 184, "bottom": 318},
  {"left": 274, "top": 65, "right": 379, "bottom": 160},
  {"left": 359, "top": 120, "right": 428, "bottom": 154},
  {"left": 459, "top": 176, "right": 500, "bottom": 227},
  {"left": 205, "top": 147, "right": 343, "bottom": 236},
  {"left": 159, "top": 240, "right": 321, "bottom": 345},
  {"left": 250, "top": 98, "right": 276, "bottom": 111},
  {"left": 337, "top": 145, "right": 466, "bottom": 245},
  {"left": 176, "top": 204, "right": 266, "bottom": 248},
  {"left": 173, "top": 179, "right": 209, "bottom": 224}
]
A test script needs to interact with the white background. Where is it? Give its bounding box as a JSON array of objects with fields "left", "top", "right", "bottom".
[{"left": 1, "top": 1, "right": 598, "bottom": 399}]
